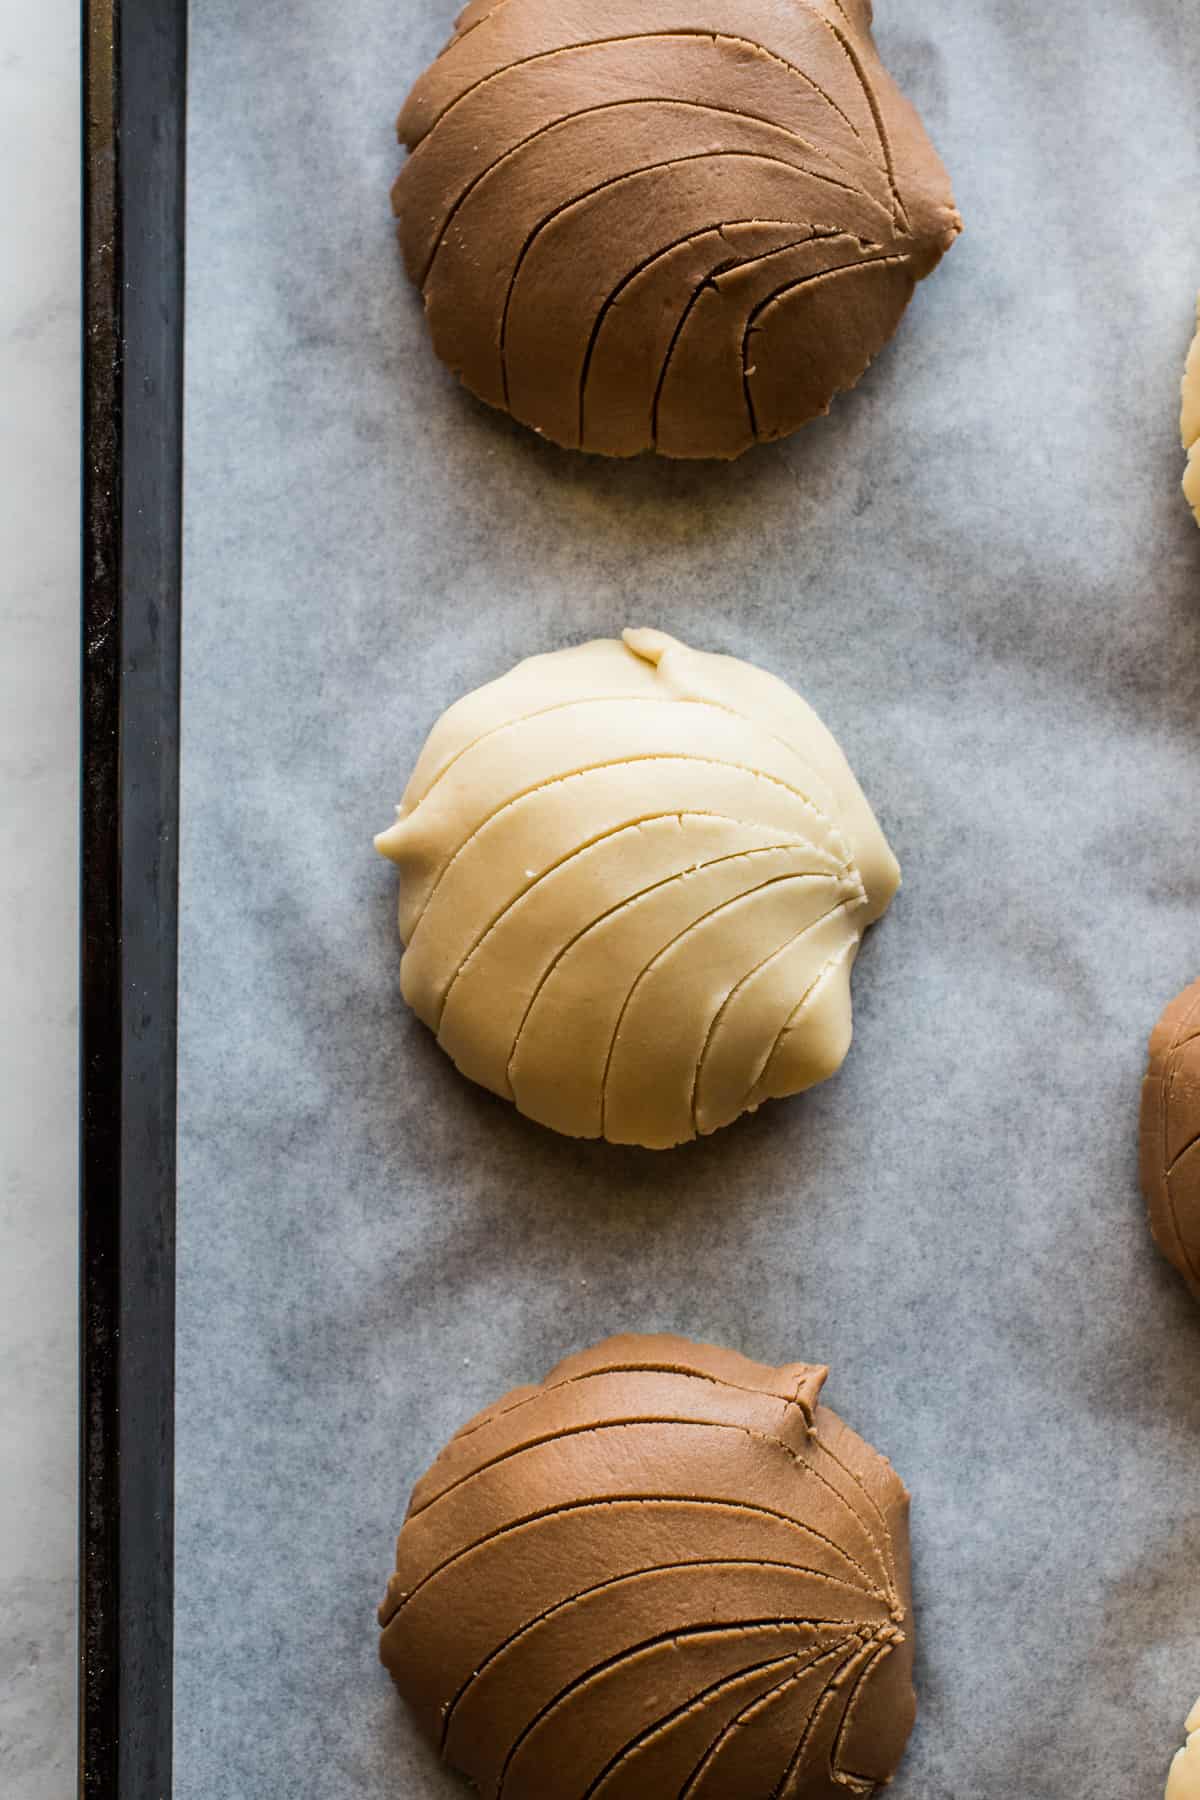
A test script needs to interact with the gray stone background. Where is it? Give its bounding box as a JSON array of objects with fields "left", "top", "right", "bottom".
[{"left": 0, "top": 2, "right": 80, "bottom": 1795}]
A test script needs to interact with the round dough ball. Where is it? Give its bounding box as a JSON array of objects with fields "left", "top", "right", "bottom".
[
  {"left": 1167, "top": 1700, "right": 1200, "bottom": 1800},
  {"left": 375, "top": 628, "right": 899, "bottom": 1149},
  {"left": 1183, "top": 298, "right": 1200, "bottom": 526},
  {"left": 1140, "top": 979, "right": 1200, "bottom": 1302},
  {"left": 392, "top": 0, "right": 961, "bottom": 459},
  {"left": 379, "top": 1333, "right": 917, "bottom": 1800}
]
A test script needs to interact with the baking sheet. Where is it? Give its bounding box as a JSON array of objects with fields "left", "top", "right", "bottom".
[{"left": 176, "top": 0, "right": 1200, "bottom": 1793}]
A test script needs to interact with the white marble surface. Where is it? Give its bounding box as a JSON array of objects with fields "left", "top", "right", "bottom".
[{"left": 0, "top": 2, "right": 80, "bottom": 1795}]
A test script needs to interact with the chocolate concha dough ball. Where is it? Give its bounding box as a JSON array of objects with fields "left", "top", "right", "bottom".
[
  {"left": 379, "top": 1334, "right": 917, "bottom": 1799},
  {"left": 393, "top": 0, "right": 961, "bottom": 458},
  {"left": 374, "top": 628, "right": 899, "bottom": 1150},
  {"left": 1140, "top": 979, "right": 1200, "bottom": 1302}
]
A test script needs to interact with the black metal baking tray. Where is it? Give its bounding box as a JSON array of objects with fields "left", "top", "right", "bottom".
[
  {"left": 80, "top": 0, "right": 186, "bottom": 1791},
  {"left": 78, "top": 0, "right": 1200, "bottom": 1794}
]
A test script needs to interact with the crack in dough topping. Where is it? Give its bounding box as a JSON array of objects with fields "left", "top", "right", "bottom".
[
  {"left": 376, "top": 628, "right": 900, "bottom": 1149},
  {"left": 379, "top": 1333, "right": 917, "bottom": 1799},
  {"left": 391, "top": 0, "right": 961, "bottom": 459}
]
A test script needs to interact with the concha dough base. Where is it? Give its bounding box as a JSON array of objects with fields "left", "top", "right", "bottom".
[
  {"left": 379, "top": 1334, "right": 918, "bottom": 1799},
  {"left": 377, "top": 628, "right": 899, "bottom": 1149},
  {"left": 391, "top": 0, "right": 960, "bottom": 459}
]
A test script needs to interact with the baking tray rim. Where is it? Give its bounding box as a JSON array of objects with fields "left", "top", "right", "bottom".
[{"left": 80, "top": 0, "right": 187, "bottom": 1792}]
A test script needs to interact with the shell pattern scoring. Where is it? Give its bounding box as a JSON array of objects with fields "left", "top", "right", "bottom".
[
  {"left": 375, "top": 628, "right": 900, "bottom": 1149},
  {"left": 393, "top": 0, "right": 962, "bottom": 458},
  {"left": 379, "top": 1334, "right": 917, "bottom": 1799},
  {"left": 1140, "top": 977, "right": 1200, "bottom": 1302}
]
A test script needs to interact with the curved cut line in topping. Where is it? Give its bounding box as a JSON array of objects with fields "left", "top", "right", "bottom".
[
  {"left": 597, "top": 884, "right": 849, "bottom": 1139},
  {"left": 1159, "top": 984, "right": 1200, "bottom": 1284},
  {"left": 741, "top": 943, "right": 845, "bottom": 1094},
  {"left": 497, "top": 148, "right": 868, "bottom": 410},
  {"left": 417, "top": 89, "right": 876, "bottom": 293},
  {"left": 496, "top": 851, "right": 834, "bottom": 1064},
  {"left": 791, "top": 0, "right": 908, "bottom": 228},
  {"left": 770, "top": 1629, "right": 890, "bottom": 1799},
  {"left": 1169, "top": 1128, "right": 1200, "bottom": 1177},
  {"left": 809, "top": 1430, "right": 899, "bottom": 1551},
  {"left": 408, "top": 1412, "right": 857, "bottom": 1522},
  {"left": 438, "top": 1558, "right": 881, "bottom": 1749},
  {"left": 1168, "top": 1143, "right": 1200, "bottom": 1285},
  {"left": 409, "top": 1416, "right": 772, "bottom": 1518},
  {"left": 493, "top": 1619, "right": 862, "bottom": 1799},
  {"left": 578, "top": 221, "right": 850, "bottom": 448},
  {"left": 741, "top": 252, "right": 909, "bottom": 437},
  {"left": 406, "top": 693, "right": 673, "bottom": 814},
  {"left": 452, "top": 0, "right": 521, "bottom": 48},
  {"left": 767, "top": 1641, "right": 866, "bottom": 1800},
  {"left": 407, "top": 683, "right": 870, "bottom": 827},
  {"left": 410, "top": 28, "right": 892, "bottom": 183},
  {"left": 434, "top": 810, "right": 808, "bottom": 1028},
  {"left": 503, "top": 860, "right": 838, "bottom": 1102},
  {"left": 678, "top": 1638, "right": 855, "bottom": 1799},
  {"left": 828, "top": 1639, "right": 894, "bottom": 1793},
  {"left": 738, "top": 936, "right": 854, "bottom": 1112},
  {"left": 387, "top": 1494, "right": 887, "bottom": 1624},
  {"left": 1167, "top": 986, "right": 1200, "bottom": 1050},
  {"left": 581, "top": 1650, "right": 810, "bottom": 1800},
  {"left": 405, "top": 1421, "right": 900, "bottom": 1600},
  {"left": 690, "top": 898, "right": 858, "bottom": 1133},
  {"left": 797, "top": 1445, "right": 898, "bottom": 1601},
  {"left": 451, "top": 1358, "right": 824, "bottom": 1447},
  {"left": 650, "top": 230, "right": 866, "bottom": 448},
  {"left": 416, "top": 752, "right": 836, "bottom": 928},
  {"left": 649, "top": 254, "right": 735, "bottom": 444}
]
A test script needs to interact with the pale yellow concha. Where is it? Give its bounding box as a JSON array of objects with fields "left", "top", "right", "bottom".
[
  {"left": 1167, "top": 1699, "right": 1200, "bottom": 1800},
  {"left": 1184, "top": 296, "right": 1200, "bottom": 527},
  {"left": 375, "top": 628, "right": 899, "bottom": 1149}
]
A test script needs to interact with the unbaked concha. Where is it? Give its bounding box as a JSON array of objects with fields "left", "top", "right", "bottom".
[
  {"left": 1140, "top": 978, "right": 1200, "bottom": 1302},
  {"left": 392, "top": 0, "right": 961, "bottom": 458},
  {"left": 375, "top": 628, "right": 899, "bottom": 1149},
  {"left": 379, "top": 1333, "right": 917, "bottom": 1798}
]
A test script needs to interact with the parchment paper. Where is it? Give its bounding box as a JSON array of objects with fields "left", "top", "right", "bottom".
[{"left": 177, "top": 1, "right": 1200, "bottom": 1793}]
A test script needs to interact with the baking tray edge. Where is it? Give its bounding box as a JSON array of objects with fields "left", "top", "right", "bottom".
[{"left": 80, "top": 0, "right": 187, "bottom": 1791}]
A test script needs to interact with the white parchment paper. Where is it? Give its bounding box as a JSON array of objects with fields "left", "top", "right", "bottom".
[{"left": 178, "top": 0, "right": 1200, "bottom": 1793}]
